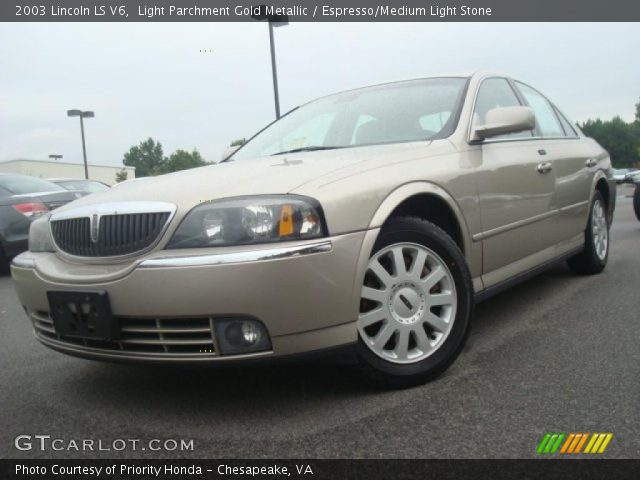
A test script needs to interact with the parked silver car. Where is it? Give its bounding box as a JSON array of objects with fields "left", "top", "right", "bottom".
[
  {"left": 611, "top": 168, "right": 631, "bottom": 184},
  {"left": 11, "top": 72, "right": 615, "bottom": 387},
  {"left": 0, "top": 174, "right": 79, "bottom": 269},
  {"left": 49, "top": 178, "right": 111, "bottom": 196}
]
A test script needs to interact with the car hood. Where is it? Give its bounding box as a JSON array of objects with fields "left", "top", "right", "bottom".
[{"left": 53, "top": 141, "right": 436, "bottom": 216}]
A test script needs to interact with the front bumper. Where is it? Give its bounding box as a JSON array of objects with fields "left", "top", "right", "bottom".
[{"left": 11, "top": 231, "right": 374, "bottom": 363}]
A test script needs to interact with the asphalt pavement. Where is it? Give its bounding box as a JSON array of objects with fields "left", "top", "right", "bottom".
[{"left": 1, "top": 190, "right": 638, "bottom": 459}]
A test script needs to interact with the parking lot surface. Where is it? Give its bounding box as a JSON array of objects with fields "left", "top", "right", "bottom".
[{"left": 1, "top": 191, "right": 638, "bottom": 459}]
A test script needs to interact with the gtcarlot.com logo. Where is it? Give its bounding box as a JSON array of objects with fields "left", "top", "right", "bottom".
[
  {"left": 14, "top": 435, "right": 194, "bottom": 452},
  {"left": 537, "top": 432, "right": 613, "bottom": 455}
]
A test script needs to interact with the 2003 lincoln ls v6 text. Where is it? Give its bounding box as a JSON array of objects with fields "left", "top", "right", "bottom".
[{"left": 10, "top": 72, "right": 615, "bottom": 387}]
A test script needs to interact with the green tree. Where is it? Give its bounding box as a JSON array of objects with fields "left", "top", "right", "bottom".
[
  {"left": 230, "top": 138, "right": 246, "bottom": 147},
  {"left": 123, "top": 138, "right": 166, "bottom": 177},
  {"left": 580, "top": 115, "right": 640, "bottom": 168},
  {"left": 115, "top": 168, "right": 128, "bottom": 183},
  {"left": 163, "top": 149, "right": 208, "bottom": 173}
]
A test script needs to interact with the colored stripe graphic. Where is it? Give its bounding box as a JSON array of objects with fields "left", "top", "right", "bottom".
[
  {"left": 584, "top": 434, "right": 599, "bottom": 453},
  {"left": 585, "top": 433, "right": 613, "bottom": 454},
  {"left": 598, "top": 434, "right": 613, "bottom": 453},
  {"left": 538, "top": 433, "right": 613, "bottom": 454},
  {"left": 550, "top": 434, "right": 565, "bottom": 453},
  {"left": 560, "top": 433, "right": 575, "bottom": 453},
  {"left": 537, "top": 434, "right": 552, "bottom": 454},
  {"left": 574, "top": 433, "right": 589, "bottom": 453},
  {"left": 537, "top": 433, "right": 565, "bottom": 454},
  {"left": 567, "top": 433, "right": 583, "bottom": 453}
]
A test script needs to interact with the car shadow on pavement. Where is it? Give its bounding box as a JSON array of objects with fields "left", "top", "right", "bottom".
[{"left": 55, "top": 355, "right": 379, "bottom": 413}]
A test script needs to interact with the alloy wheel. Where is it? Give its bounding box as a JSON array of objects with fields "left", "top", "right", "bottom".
[
  {"left": 591, "top": 199, "right": 608, "bottom": 260},
  {"left": 358, "top": 243, "right": 457, "bottom": 364}
]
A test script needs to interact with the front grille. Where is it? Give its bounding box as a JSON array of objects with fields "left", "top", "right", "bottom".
[
  {"left": 51, "top": 212, "right": 171, "bottom": 257},
  {"left": 31, "top": 311, "right": 218, "bottom": 357}
]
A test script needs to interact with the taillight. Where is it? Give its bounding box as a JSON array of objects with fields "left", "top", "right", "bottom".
[{"left": 13, "top": 202, "right": 49, "bottom": 218}]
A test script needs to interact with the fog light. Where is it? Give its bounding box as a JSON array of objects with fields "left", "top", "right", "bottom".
[{"left": 214, "top": 318, "right": 271, "bottom": 355}]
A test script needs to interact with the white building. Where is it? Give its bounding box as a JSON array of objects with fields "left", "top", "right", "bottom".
[{"left": 0, "top": 159, "right": 135, "bottom": 185}]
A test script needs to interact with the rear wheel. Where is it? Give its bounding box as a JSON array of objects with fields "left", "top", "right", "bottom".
[
  {"left": 634, "top": 185, "right": 640, "bottom": 222},
  {"left": 356, "top": 216, "right": 473, "bottom": 388},
  {"left": 567, "top": 191, "right": 609, "bottom": 275}
]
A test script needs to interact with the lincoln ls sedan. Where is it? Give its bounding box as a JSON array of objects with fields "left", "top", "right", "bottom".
[{"left": 10, "top": 72, "right": 615, "bottom": 387}]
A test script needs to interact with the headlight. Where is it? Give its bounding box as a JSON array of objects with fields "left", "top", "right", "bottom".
[
  {"left": 28, "top": 214, "right": 54, "bottom": 252},
  {"left": 167, "top": 196, "right": 327, "bottom": 248}
]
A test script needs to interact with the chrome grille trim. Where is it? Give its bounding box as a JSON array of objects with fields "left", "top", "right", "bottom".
[
  {"left": 49, "top": 201, "right": 176, "bottom": 260},
  {"left": 30, "top": 311, "right": 218, "bottom": 357}
]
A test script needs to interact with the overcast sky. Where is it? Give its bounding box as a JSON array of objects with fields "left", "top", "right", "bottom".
[{"left": 0, "top": 22, "right": 638, "bottom": 166}]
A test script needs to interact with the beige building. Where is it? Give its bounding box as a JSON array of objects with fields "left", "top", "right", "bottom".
[{"left": 0, "top": 159, "right": 135, "bottom": 186}]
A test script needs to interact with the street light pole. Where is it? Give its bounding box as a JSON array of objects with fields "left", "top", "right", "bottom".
[
  {"left": 67, "top": 109, "right": 94, "bottom": 179},
  {"left": 251, "top": 10, "right": 288, "bottom": 119},
  {"left": 78, "top": 115, "right": 88, "bottom": 179},
  {"left": 268, "top": 21, "right": 281, "bottom": 119}
]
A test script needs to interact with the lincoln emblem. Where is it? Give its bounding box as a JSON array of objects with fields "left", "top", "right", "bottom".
[{"left": 90, "top": 213, "right": 99, "bottom": 243}]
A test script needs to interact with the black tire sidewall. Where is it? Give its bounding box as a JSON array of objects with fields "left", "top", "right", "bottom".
[
  {"left": 0, "top": 245, "right": 8, "bottom": 274},
  {"left": 634, "top": 185, "right": 640, "bottom": 222},
  {"left": 356, "top": 218, "right": 473, "bottom": 384}
]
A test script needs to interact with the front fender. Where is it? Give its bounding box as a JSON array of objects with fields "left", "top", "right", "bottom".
[
  {"left": 368, "top": 181, "right": 473, "bottom": 259},
  {"left": 591, "top": 169, "right": 616, "bottom": 226}
]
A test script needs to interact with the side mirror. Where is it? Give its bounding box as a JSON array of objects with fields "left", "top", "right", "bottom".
[
  {"left": 220, "top": 145, "right": 241, "bottom": 161},
  {"left": 472, "top": 106, "right": 535, "bottom": 141}
]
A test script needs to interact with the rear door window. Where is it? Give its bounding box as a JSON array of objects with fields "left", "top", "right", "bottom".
[{"left": 515, "top": 82, "right": 565, "bottom": 138}]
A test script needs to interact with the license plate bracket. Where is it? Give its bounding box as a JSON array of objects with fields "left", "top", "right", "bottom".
[{"left": 47, "top": 291, "right": 118, "bottom": 341}]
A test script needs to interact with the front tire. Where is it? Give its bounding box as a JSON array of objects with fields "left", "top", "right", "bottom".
[
  {"left": 356, "top": 217, "right": 473, "bottom": 388},
  {"left": 567, "top": 191, "right": 609, "bottom": 275},
  {"left": 634, "top": 185, "right": 640, "bottom": 222}
]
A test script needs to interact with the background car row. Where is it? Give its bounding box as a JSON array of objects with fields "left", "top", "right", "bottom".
[
  {"left": 612, "top": 168, "right": 640, "bottom": 184},
  {"left": 0, "top": 174, "right": 110, "bottom": 269}
]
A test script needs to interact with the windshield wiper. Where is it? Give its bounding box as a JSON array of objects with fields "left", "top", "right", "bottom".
[{"left": 271, "top": 146, "right": 343, "bottom": 156}]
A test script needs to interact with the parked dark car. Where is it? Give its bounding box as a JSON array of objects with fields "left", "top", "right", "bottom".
[
  {"left": 49, "top": 178, "right": 111, "bottom": 196},
  {"left": 0, "top": 174, "right": 79, "bottom": 268}
]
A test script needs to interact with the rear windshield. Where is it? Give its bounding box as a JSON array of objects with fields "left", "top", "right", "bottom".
[{"left": 0, "top": 175, "right": 65, "bottom": 195}]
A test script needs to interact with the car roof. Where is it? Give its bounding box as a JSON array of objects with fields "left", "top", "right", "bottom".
[
  {"left": 300, "top": 71, "right": 509, "bottom": 108},
  {"left": 344, "top": 71, "right": 509, "bottom": 90},
  {"left": 49, "top": 178, "right": 90, "bottom": 181}
]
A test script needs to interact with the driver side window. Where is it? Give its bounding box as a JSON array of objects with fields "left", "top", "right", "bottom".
[{"left": 473, "top": 78, "right": 532, "bottom": 140}]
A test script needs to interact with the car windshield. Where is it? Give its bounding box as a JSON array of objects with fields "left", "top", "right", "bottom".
[
  {"left": 230, "top": 77, "right": 468, "bottom": 161},
  {"left": 0, "top": 175, "right": 65, "bottom": 195},
  {"left": 57, "top": 180, "right": 110, "bottom": 193}
]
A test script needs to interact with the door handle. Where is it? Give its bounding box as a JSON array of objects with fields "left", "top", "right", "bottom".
[
  {"left": 537, "top": 162, "right": 553, "bottom": 174},
  {"left": 585, "top": 158, "right": 598, "bottom": 168},
  {"left": 537, "top": 149, "right": 547, "bottom": 156}
]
